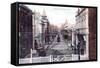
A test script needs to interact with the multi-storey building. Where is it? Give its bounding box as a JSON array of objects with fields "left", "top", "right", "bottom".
[
  {"left": 75, "top": 8, "right": 89, "bottom": 60},
  {"left": 19, "top": 5, "right": 33, "bottom": 58},
  {"left": 41, "top": 10, "right": 50, "bottom": 45},
  {"left": 75, "top": 8, "right": 97, "bottom": 60},
  {"left": 32, "top": 11, "right": 42, "bottom": 50}
]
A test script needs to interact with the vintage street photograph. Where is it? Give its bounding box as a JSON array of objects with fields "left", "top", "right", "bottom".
[{"left": 18, "top": 4, "right": 96, "bottom": 64}]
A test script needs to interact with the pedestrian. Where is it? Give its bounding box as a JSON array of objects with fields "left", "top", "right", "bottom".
[
  {"left": 57, "top": 35, "right": 60, "bottom": 42},
  {"left": 34, "top": 39, "right": 38, "bottom": 50},
  {"left": 77, "top": 32, "right": 85, "bottom": 55}
]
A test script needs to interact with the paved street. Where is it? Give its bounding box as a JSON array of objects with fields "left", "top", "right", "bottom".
[
  {"left": 51, "top": 33, "right": 70, "bottom": 50},
  {"left": 46, "top": 32, "right": 72, "bottom": 53},
  {"left": 45, "top": 32, "right": 73, "bottom": 61}
]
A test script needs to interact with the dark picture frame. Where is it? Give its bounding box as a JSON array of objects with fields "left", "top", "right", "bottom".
[{"left": 11, "top": 2, "right": 97, "bottom": 66}]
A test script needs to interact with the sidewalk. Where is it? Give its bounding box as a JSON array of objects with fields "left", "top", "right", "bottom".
[
  {"left": 19, "top": 55, "right": 52, "bottom": 64},
  {"left": 72, "top": 54, "right": 89, "bottom": 61}
]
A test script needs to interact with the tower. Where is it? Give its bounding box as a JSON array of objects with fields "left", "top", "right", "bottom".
[{"left": 41, "top": 9, "right": 50, "bottom": 44}]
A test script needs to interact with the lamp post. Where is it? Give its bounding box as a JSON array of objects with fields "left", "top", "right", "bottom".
[{"left": 32, "top": 11, "right": 36, "bottom": 50}]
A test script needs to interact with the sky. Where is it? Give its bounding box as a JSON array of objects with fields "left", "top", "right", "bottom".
[{"left": 24, "top": 4, "right": 78, "bottom": 28}]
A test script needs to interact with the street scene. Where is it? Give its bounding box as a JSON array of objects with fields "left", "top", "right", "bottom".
[{"left": 19, "top": 4, "right": 90, "bottom": 64}]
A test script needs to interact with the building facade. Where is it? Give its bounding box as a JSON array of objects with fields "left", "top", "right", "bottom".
[
  {"left": 75, "top": 8, "right": 97, "bottom": 60},
  {"left": 19, "top": 5, "right": 33, "bottom": 58},
  {"left": 32, "top": 11, "right": 42, "bottom": 50},
  {"left": 32, "top": 9, "right": 50, "bottom": 51},
  {"left": 75, "top": 8, "right": 89, "bottom": 60},
  {"left": 41, "top": 10, "right": 50, "bottom": 45}
]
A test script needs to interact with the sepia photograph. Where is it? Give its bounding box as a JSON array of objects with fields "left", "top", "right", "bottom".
[{"left": 17, "top": 3, "right": 97, "bottom": 64}]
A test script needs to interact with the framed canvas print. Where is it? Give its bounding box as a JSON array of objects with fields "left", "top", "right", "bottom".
[{"left": 11, "top": 2, "right": 97, "bottom": 66}]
